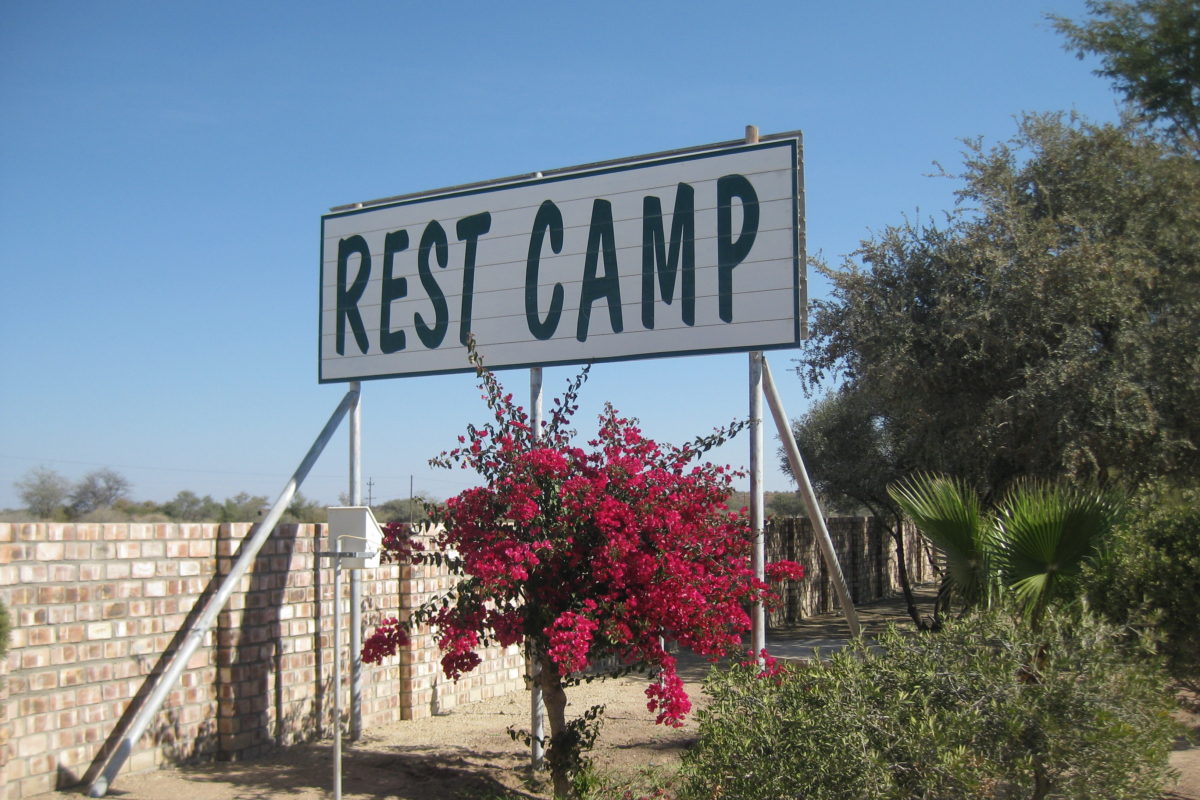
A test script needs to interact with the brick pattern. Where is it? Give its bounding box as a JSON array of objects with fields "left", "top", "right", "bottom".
[
  {"left": 765, "top": 516, "right": 931, "bottom": 626},
  {"left": 395, "top": 533, "right": 525, "bottom": 720},
  {"left": 0, "top": 517, "right": 925, "bottom": 799},
  {"left": 0, "top": 522, "right": 404, "bottom": 800}
]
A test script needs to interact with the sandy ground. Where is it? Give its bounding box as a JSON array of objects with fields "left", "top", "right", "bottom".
[
  {"left": 60, "top": 664, "right": 708, "bottom": 800},
  {"left": 44, "top": 591, "right": 1200, "bottom": 800}
]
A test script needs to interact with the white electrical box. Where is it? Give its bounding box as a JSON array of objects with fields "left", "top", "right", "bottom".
[{"left": 325, "top": 506, "right": 383, "bottom": 569}]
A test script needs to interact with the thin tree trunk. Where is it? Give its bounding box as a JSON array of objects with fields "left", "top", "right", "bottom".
[
  {"left": 888, "top": 512, "right": 925, "bottom": 630},
  {"left": 536, "top": 657, "right": 573, "bottom": 798},
  {"left": 865, "top": 503, "right": 927, "bottom": 632}
]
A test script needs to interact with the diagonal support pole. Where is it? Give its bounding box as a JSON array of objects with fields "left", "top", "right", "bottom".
[
  {"left": 87, "top": 387, "right": 360, "bottom": 797},
  {"left": 761, "top": 357, "right": 861, "bottom": 638}
]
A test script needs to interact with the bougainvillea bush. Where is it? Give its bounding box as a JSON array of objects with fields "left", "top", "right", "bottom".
[{"left": 363, "top": 343, "right": 804, "bottom": 798}]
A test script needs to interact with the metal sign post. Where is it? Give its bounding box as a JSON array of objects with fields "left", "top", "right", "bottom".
[
  {"left": 528, "top": 367, "right": 546, "bottom": 770},
  {"left": 348, "top": 381, "right": 363, "bottom": 742},
  {"left": 320, "top": 507, "right": 383, "bottom": 800},
  {"left": 87, "top": 388, "right": 360, "bottom": 798},
  {"left": 749, "top": 350, "right": 766, "bottom": 660},
  {"left": 745, "top": 126, "right": 768, "bottom": 663},
  {"left": 319, "top": 550, "right": 373, "bottom": 800}
]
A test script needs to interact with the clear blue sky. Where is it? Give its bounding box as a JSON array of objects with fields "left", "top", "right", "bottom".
[{"left": 0, "top": 1, "right": 1123, "bottom": 511}]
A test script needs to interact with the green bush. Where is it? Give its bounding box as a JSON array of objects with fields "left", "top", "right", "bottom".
[
  {"left": 1086, "top": 482, "right": 1200, "bottom": 682},
  {"left": 678, "top": 605, "right": 1179, "bottom": 800}
]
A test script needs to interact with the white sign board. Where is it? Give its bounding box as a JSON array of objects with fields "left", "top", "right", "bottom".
[{"left": 319, "top": 135, "right": 803, "bottom": 382}]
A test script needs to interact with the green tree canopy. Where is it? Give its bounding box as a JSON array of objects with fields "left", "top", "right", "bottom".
[
  {"left": 282, "top": 491, "right": 326, "bottom": 524},
  {"left": 372, "top": 492, "right": 437, "bottom": 524},
  {"left": 162, "top": 490, "right": 222, "bottom": 522},
  {"left": 219, "top": 491, "right": 268, "bottom": 523},
  {"left": 783, "top": 389, "right": 904, "bottom": 517},
  {"left": 794, "top": 114, "right": 1200, "bottom": 500},
  {"left": 1053, "top": 0, "right": 1200, "bottom": 146}
]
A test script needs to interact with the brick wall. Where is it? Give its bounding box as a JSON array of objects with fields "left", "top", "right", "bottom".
[
  {"left": 0, "top": 516, "right": 928, "bottom": 799},
  {"left": 0, "top": 522, "right": 411, "bottom": 799},
  {"left": 394, "top": 531, "right": 525, "bottom": 720},
  {"left": 765, "top": 515, "right": 931, "bottom": 626}
]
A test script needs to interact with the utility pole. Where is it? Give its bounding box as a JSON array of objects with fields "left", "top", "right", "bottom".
[{"left": 365, "top": 477, "right": 375, "bottom": 507}]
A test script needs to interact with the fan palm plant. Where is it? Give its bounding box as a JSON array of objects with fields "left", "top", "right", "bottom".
[
  {"left": 993, "top": 479, "right": 1122, "bottom": 626},
  {"left": 889, "top": 473, "right": 1120, "bottom": 625},
  {"left": 888, "top": 474, "right": 998, "bottom": 610}
]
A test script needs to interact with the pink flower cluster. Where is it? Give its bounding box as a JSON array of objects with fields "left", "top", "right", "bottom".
[
  {"left": 739, "top": 648, "right": 788, "bottom": 681},
  {"left": 644, "top": 655, "right": 691, "bottom": 727},
  {"left": 363, "top": 357, "right": 805, "bottom": 728},
  {"left": 361, "top": 617, "right": 409, "bottom": 664},
  {"left": 765, "top": 560, "right": 806, "bottom": 582},
  {"left": 546, "top": 609, "right": 599, "bottom": 675}
]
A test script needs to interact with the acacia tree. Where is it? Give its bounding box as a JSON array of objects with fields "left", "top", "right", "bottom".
[
  {"left": 68, "top": 467, "right": 131, "bottom": 518},
  {"left": 364, "top": 346, "right": 803, "bottom": 798},
  {"left": 14, "top": 466, "right": 71, "bottom": 518}
]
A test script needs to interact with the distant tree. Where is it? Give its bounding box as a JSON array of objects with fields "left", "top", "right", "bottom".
[
  {"left": 14, "top": 466, "right": 71, "bottom": 518},
  {"left": 1053, "top": 0, "right": 1200, "bottom": 146},
  {"left": 162, "top": 490, "right": 221, "bottom": 522},
  {"left": 282, "top": 492, "right": 326, "bottom": 524},
  {"left": 785, "top": 391, "right": 906, "bottom": 518},
  {"left": 373, "top": 492, "right": 437, "bottom": 524},
  {"left": 764, "top": 491, "right": 806, "bottom": 518},
  {"left": 111, "top": 498, "right": 169, "bottom": 521},
  {"left": 76, "top": 500, "right": 169, "bottom": 524},
  {"left": 68, "top": 468, "right": 131, "bottom": 517},
  {"left": 725, "top": 490, "right": 751, "bottom": 512},
  {"left": 219, "top": 492, "right": 268, "bottom": 523},
  {"left": 0, "top": 598, "right": 10, "bottom": 658}
]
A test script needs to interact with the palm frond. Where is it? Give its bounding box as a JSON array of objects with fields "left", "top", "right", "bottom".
[
  {"left": 889, "top": 473, "right": 994, "bottom": 607},
  {"left": 994, "top": 479, "right": 1120, "bottom": 622}
]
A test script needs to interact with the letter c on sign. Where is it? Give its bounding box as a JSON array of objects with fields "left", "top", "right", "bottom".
[{"left": 525, "top": 200, "right": 565, "bottom": 340}]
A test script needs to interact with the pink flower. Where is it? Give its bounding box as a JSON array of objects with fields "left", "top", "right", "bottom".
[
  {"left": 644, "top": 665, "right": 691, "bottom": 727},
  {"left": 765, "top": 560, "right": 806, "bottom": 582}
]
